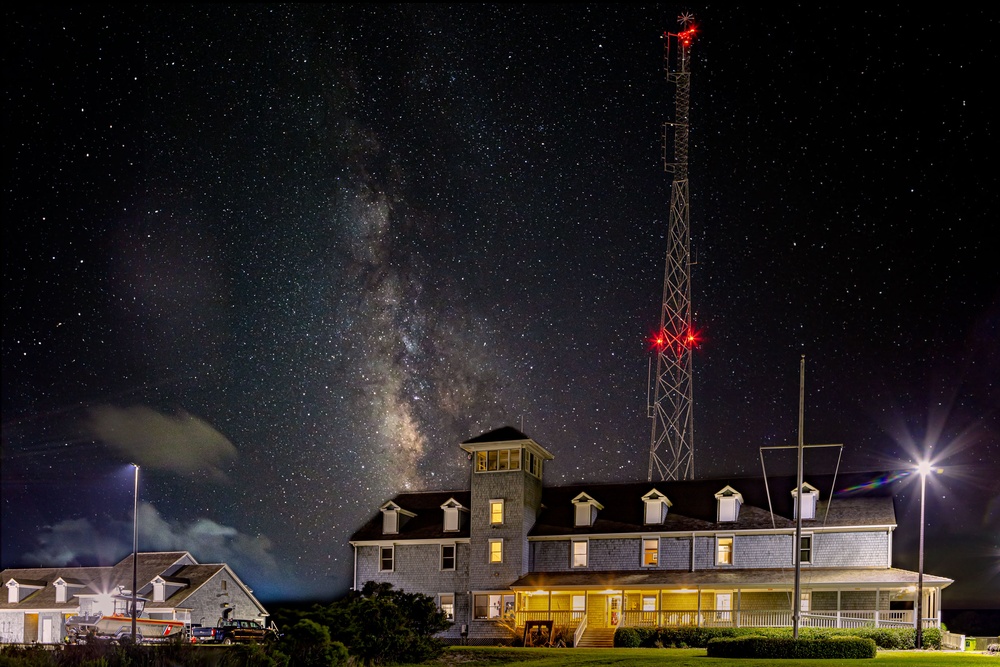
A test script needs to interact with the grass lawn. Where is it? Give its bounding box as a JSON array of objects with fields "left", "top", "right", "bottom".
[{"left": 411, "top": 646, "right": 998, "bottom": 666}]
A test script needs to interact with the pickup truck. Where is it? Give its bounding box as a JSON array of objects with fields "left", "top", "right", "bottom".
[{"left": 190, "top": 619, "right": 271, "bottom": 644}]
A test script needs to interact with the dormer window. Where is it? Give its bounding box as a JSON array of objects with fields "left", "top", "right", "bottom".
[
  {"left": 149, "top": 575, "right": 188, "bottom": 603},
  {"left": 6, "top": 579, "right": 45, "bottom": 603},
  {"left": 380, "top": 501, "right": 416, "bottom": 535},
  {"left": 54, "top": 577, "right": 86, "bottom": 604},
  {"left": 642, "top": 489, "right": 672, "bottom": 525},
  {"left": 572, "top": 493, "right": 603, "bottom": 528},
  {"left": 440, "top": 498, "right": 467, "bottom": 532},
  {"left": 714, "top": 486, "right": 744, "bottom": 522},
  {"left": 792, "top": 483, "right": 820, "bottom": 520}
]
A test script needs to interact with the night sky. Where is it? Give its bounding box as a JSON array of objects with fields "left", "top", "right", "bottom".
[{"left": 4, "top": 6, "right": 997, "bottom": 608}]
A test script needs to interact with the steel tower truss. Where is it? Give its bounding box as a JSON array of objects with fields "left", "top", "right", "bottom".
[{"left": 648, "top": 17, "right": 697, "bottom": 482}]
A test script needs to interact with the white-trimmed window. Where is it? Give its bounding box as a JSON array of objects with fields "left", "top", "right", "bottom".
[
  {"left": 642, "top": 595, "right": 657, "bottom": 612},
  {"left": 571, "top": 540, "right": 588, "bottom": 567},
  {"left": 642, "top": 537, "right": 659, "bottom": 566},
  {"left": 490, "top": 499, "right": 504, "bottom": 525},
  {"left": 716, "top": 536, "right": 734, "bottom": 566},
  {"left": 488, "top": 538, "right": 503, "bottom": 563},
  {"left": 524, "top": 450, "right": 542, "bottom": 478},
  {"left": 572, "top": 493, "right": 603, "bottom": 527},
  {"left": 441, "top": 498, "right": 465, "bottom": 532},
  {"left": 441, "top": 544, "right": 456, "bottom": 571},
  {"left": 571, "top": 595, "right": 585, "bottom": 613},
  {"left": 642, "top": 489, "right": 671, "bottom": 524},
  {"left": 379, "top": 546, "right": 394, "bottom": 572},
  {"left": 800, "top": 591, "right": 811, "bottom": 613},
  {"left": 439, "top": 593, "right": 455, "bottom": 621},
  {"left": 475, "top": 449, "right": 522, "bottom": 472},
  {"left": 474, "top": 593, "right": 514, "bottom": 619},
  {"left": 799, "top": 534, "right": 813, "bottom": 564}
]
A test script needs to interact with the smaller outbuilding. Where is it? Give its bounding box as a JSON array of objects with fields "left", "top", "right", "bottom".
[{"left": 1, "top": 551, "right": 268, "bottom": 644}]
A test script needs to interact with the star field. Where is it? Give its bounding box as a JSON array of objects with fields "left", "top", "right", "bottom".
[{"left": 3, "top": 5, "right": 997, "bottom": 606}]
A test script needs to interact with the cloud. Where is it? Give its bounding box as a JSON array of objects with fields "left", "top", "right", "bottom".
[
  {"left": 86, "top": 405, "right": 237, "bottom": 479},
  {"left": 25, "top": 503, "right": 279, "bottom": 583}
]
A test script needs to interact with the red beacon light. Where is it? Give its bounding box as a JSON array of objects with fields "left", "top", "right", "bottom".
[
  {"left": 678, "top": 25, "right": 697, "bottom": 48},
  {"left": 649, "top": 326, "right": 701, "bottom": 352}
]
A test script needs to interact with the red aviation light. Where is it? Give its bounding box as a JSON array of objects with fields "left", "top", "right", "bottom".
[
  {"left": 677, "top": 25, "right": 697, "bottom": 48},
  {"left": 649, "top": 327, "right": 702, "bottom": 353}
]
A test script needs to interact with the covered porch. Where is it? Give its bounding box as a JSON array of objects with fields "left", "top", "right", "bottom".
[{"left": 510, "top": 567, "right": 952, "bottom": 640}]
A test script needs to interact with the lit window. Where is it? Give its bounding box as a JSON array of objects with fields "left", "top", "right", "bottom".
[
  {"left": 799, "top": 534, "right": 813, "bottom": 564},
  {"left": 490, "top": 500, "right": 504, "bottom": 525},
  {"left": 642, "top": 538, "right": 659, "bottom": 566},
  {"left": 474, "top": 593, "right": 514, "bottom": 619},
  {"left": 572, "top": 540, "right": 588, "bottom": 567},
  {"left": 800, "top": 592, "right": 810, "bottom": 613},
  {"left": 439, "top": 593, "right": 455, "bottom": 620},
  {"left": 642, "top": 595, "right": 657, "bottom": 612},
  {"left": 716, "top": 536, "right": 733, "bottom": 566},
  {"left": 476, "top": 449, "right": 523, "bottom": 472},
  {"left": 379, "top": 546, "right": 394, "bottom": 572},
  {"left": 441, "top": 544, "right": 456, "bottom": 571},
  {"left": 571, "top": 595, "right": 585, "bottom": 612},
  {"left": 489, "top": 539, "right": 503, "bottom": 563}
]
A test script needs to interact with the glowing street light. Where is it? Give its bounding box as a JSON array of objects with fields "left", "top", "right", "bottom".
[
  {"left": 131, "top": 463, "right": 140, "bottom": 643},
  {"left": 915, "top": 459, "right": 931, "bottom": 650}
]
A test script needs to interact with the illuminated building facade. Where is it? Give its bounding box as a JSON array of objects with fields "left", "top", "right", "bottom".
[{"left": 350, "top": 427, "right": 952, "bottom": 645}]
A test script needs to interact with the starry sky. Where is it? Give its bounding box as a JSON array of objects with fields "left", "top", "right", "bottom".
[{"left": 4, "top": 5, "right": 997, "bottom": 608}]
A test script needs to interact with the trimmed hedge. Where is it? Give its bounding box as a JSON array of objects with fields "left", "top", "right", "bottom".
[
  {"left": 613, "top": 625, "right": 937, "bottom": 650},
  {"left": 707, "top": 635, "right": 877, "bottom": 659}
]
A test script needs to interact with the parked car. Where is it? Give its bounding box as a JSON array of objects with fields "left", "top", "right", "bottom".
[{"left": 190, "top": 619, "right": 270, "bottom": 644}]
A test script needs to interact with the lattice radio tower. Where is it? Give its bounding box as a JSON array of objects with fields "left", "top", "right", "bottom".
[{"left": 648, "top": 14, "right": 698, "bottom": 482}]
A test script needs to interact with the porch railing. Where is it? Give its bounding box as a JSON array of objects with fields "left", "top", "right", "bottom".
[
  {"left": 515, "top": 610, "right": 585, "bottom": 629},
  {"left": 573, "top": 614, "right": 588, "bottom": 647},
  {"left": 615, "top": 609, "right": 934, "bottom": 630}
]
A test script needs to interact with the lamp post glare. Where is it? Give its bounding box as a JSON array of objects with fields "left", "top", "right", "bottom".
[
  {"left": 915, "top": 459, "right": 930, "bottom": 650},
  {"left": 131, "top": 464, "right": 139, "bottom": 643}
]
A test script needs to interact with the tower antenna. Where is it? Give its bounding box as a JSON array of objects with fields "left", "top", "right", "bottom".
[{"left": 648, "top": 14, "right": 698, "bottom": 482}]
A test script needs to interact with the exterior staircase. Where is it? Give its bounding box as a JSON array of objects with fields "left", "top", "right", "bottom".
[{"left": 575, "top": 627, "right": 616, "bottom": 648}]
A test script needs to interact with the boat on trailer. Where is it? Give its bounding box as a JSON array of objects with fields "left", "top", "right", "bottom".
[{"left": 66, "top": 591, "right": 185, "bottom": 643}]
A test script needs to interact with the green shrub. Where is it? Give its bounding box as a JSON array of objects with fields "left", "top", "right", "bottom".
[
  {"left": 614, "top": 627, "right": 640, "bottom": 648},
  {"left": 920, "top": 627, "right": 942, "bottom": 650},
  {"left": 707, "top": 635, "right": 877, "bottom": 659}
]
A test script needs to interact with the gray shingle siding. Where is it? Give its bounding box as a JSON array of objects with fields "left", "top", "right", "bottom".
[
  {"left": 733, "top": 534, "right": 792, "bottom": 569},
  {"left": 355, "top": 543, "right": 470, "bottom": 593},
  {"left": 813, "top": 532, "right": 888, "bottom": 567},
  {"left": 662, "top": 537, "right": 690, "bottom": 570}
]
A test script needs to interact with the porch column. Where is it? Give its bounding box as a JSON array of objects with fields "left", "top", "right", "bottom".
[
  {"left": 874, "top": 589, "right": 879, "bottom": 626},
  {"left": 736, "top": 589, "right": 741, "bottom": 628},
  {"left": 697, "top": 587, "right": 702, "bottom": 627}
]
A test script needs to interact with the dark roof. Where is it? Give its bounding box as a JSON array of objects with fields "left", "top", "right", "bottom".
[
  {"left": 530, "top": 472, "right": 896, "bottom": 537},
  {"left": 350, "top": 490, "right": 472, "bottom": 542},
  {"left": 351, "top": 472, "right": 897, "bottom": 543},
  {"left": 511, "top": 567, "right": 953, "bottom": 590},
  {"left": 0, "top": 552, "right": 258, "bottom": 613},
  {"left": 462, "top": 426, "right": 529, "bottom": 444}
]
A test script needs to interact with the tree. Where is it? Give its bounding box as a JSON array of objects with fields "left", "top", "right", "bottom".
[
  {"left": 338, "top": 582, "right": 451, "bottom": 665},
  {"left": 274, "top": 618, "right": 349, "bottom": 667}
]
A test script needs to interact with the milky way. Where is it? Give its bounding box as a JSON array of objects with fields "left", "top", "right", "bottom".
[{"left": 4, "top": 5, "right": 997, "bottom": 605}]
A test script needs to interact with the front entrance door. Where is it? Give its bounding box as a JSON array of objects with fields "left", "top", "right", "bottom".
[
  {"left": 716, "top": 593, "right": 732, "bottom": 623},
  {"left": 41, "top": 618, "right": 53, "bottom": 643},
  {"left": 608, "top": 594, "right": 622, "bottom": 627}
]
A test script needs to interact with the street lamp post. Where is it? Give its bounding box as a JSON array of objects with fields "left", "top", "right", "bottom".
[
  {"left": 915, "top": 460, "right": 930, "bottom": 650},
  {"left": 131, "top": 463, "right": 140, "bottom": 643}
]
